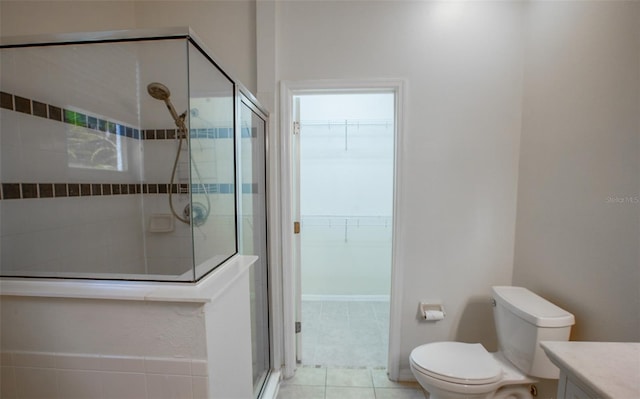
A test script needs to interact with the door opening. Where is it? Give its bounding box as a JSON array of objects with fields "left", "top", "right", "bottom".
[{"left": 294, "top": 92, "right": 395, "bottom": 368}]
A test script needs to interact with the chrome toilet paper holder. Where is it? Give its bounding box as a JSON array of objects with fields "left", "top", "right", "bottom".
[{"left": 419, "top": 302, "right": 446, "bottom": 321}]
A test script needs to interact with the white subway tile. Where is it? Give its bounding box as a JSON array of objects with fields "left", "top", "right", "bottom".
[
  {"left": 1, "top": 202, "right": 27, "bottom": 235},
  {"left": 1, "top": 147, "right": 25, "bottom": 182},
  {"left": 143, "top": 141, "right": 178, "bottom": 182},
  {"left": 146, "top": 256, "right": 189, "bottom": 276},
  {"left": 56, "top": 369, "right": 102, "bottom": 399},
  {"left": 20, "top": 116, "right": 56, "bottom": 152},
  {"left": 192, "top": 376, "right": 209, "bottom": 399},
  {"left": 99, "top": 355, "right": 145, "bottom": 373},
  {"left": 14, "top": 367, "right": 58, "bottom": 399},
  {"left": 0, "top": 110, "right": 22, "bottom": 147},
  {"left": 12, "top": 352, "right": 56, "bottom": 368},
  {"left": 50, "top": 124, "right": 68, "bottom": 153},
  {"left": 31, "top": 230, "right": 63, "bottom": 266},
  {"left": 3, "top": 233, "right": 34, "bottom": 270},
  {"left": 20, "top": 200, "right": 64, "bottom": 232},
  {"left": 1, "top": 353, "right": 13, "bottom": 367},
  {"left": 54, "top": 353, "right": 101, "bottom": 371},
  {"left": 146, "top": 374, "right": 193, "bottom": 399},
  {"left": 190, "top": 360, "right": 208, "bottom": 377},
  {"left": 23, "top": 149, "right": 69, "bottom": 183},
  {"left": 145, "top": 357, "right": 191, "bottom": 376},
  {"left": 100, "top": 371, "right": 147, "bottom": 399},
  {"left": 1, "top": 366, "right": 18, "bottom": 399}
]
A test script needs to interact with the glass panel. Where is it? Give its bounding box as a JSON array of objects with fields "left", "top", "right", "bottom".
[
  {"left": 0, "top": 38, "right": 195, "bottom": 281},
  {"left": 0, "top": 35, "right": 239, "bottom": 282},
  {"left": 188, "top": 42, "right": 237, "bottom": 280},
  {"left": 238, "top": 99, "right": 270, "bottom": 396},
  {"left": 139, "top": 39, "right": 193, "bottom": 281}
]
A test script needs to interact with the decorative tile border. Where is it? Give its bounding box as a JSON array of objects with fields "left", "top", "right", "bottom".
[
  {"left": 143, "top": 128, "right": 179, "bottom": 140},
  {"left": 1, "top": 91, "right": 249, "bottom": 141},
  {"left": 0, "top": 92, "right": 260, "bottom": 201},
  {"left": 0, "top": 182, "right": 246, "bottom": 200},
  {"left": 1, "top": 91, "right": 141, "bottom": 140},
  {"left": 143, "top": 127, "right": 238, "bottom": 140}
]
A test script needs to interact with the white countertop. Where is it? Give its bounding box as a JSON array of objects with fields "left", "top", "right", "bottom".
[{"left": 540, "top": 341, "right": 640, "bottom": 399}]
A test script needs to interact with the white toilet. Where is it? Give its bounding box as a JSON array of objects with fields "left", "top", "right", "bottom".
[{"left": 410, "top": 286, "right": 575, "bottom": 399}]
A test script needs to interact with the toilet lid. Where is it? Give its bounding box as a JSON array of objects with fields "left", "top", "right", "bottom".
[{"left": 410, "top": 342, "right": 502, "bottom": 385}]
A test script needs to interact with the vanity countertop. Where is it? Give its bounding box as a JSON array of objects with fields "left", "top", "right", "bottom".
[{"left": 540, "top": 341, "right": 640, "bottom": 399}]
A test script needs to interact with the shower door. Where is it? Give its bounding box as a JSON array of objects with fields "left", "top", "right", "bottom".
[{"left": 237, "top": 91, "right": 270, "bottom": 398}]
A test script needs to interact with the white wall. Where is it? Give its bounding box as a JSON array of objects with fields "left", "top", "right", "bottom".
[
  {"left": 269, "top": 1, "right": 640, "bottom": 380},
  {"left": 513, "top": 1, "right": 640, "bottom": 342},
  {"left": 133, "top": 1, "right": 257, "bottom": 93},
  {"left": 0, "top": 0, "right": 257, "bottom": 93},
  {"left": 0, "top": 1, "right": 136, "bottom": 36},
  {"left": 273, "top": 0, "right": 525, "bottom": 376}
]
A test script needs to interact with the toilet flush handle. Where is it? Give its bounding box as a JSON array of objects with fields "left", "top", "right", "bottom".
[{"left": 490, "top": 298, "right": 496, "bottom": 307}]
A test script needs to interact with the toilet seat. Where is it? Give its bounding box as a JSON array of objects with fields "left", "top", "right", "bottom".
[{"left": 410, "top": 342, "right": 502, "bottom": 385}]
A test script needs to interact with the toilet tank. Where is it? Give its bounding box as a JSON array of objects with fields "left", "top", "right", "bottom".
[{"left": 492, "top": 286, "right": 575, "bottom": 379}]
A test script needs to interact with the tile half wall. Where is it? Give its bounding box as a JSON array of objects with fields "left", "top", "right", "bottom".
[{"left": 0, "top": 351, "right": 209, "bottom": 399}]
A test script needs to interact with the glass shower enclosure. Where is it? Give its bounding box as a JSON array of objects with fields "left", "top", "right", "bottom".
[
  {"left": 238, "top": 93, "right": 271, "bottom": 398},
  {"left": 0, "top": 28, "right": 273, "bottom": 398},
  {"left": 0, "top": 29, "right": 239, "bottom": 282}
]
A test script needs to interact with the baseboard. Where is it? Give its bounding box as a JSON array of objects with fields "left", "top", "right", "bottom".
[{"left": 301, "top": 294, "right": 390, "bottom": 302}]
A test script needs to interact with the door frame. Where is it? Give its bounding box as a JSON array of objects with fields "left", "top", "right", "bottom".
[{"left": 279, "top": 79, "right": 406, "bottom": 380}]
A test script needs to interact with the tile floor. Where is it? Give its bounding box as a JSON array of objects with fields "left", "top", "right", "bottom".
[
  {"left": 300, "top": 300, "right": 390, "bottom": 368},
  {"left": 276, "top": 300, "right": 425, "bottom": 399},
  {"left": 276, "top": 367, "right": 426, "bottom": 399}
]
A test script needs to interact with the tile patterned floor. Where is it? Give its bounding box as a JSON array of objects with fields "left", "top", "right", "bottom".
[
  {"left": 276, "top": 301, "right": 425, "bottom": 398},
  {"left": 300, "top": 300, "right": 390, "bottom": 368},
  {"left": 276, "top": 367, "right": 426, "bottom": 399}
]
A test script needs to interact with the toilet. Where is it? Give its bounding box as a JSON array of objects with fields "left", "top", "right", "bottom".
[{"left": 410, "top": 286, "right": 575, "bottom": 399}]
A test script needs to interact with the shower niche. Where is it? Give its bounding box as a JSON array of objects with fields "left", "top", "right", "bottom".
[{"left": 0, "top": 29, "right": 241, "bottom": 282}]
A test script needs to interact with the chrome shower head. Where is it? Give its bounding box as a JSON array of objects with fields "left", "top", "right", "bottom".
[
  {"left": 147, "top": 82, "right": 171, "bottom": 101},
  {"left": 147, "top": 82, "right": 185, "bottom": 132}
]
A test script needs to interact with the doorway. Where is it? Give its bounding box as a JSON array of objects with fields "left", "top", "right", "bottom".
[
  {"left": 288, "top": 90, "right": 397, "bottom": 371},
  {"left": 280, "top": 80, "right": 404, "bottom": 379}
]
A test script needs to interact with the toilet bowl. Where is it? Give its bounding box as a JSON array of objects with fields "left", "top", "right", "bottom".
[
  {"left": 409, "top": 287, "right": 575, "bottom": 399},
  {"left": 410, "top": 342, "right": 534, "bottom": 399}
]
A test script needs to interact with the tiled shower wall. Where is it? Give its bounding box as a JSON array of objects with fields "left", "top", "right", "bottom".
[
  {"left": 0, "top": 98, "right": 149, "bottom": 276},
  {"left": 0, "top": 91, "right": 234, "bottom": 278}
]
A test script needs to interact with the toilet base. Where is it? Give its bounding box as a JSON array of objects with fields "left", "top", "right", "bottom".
[
  {"left": 422, "top": 384, "right": 532, "bottom": 399},
  {"left": 493, "top": 385, "right": 533, "bottom": 399}
]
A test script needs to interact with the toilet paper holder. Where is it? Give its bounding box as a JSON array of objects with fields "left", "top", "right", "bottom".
[{"left": 419, "top": 302, "right": 446, "bottom": 321}]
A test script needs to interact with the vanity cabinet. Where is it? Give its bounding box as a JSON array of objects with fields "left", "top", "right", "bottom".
[
  {"left": 540, "top": 341, "right": 640, "bottom": 399},
  {"left": 557, "top": 371, "right": 598, "bottom": 399}
]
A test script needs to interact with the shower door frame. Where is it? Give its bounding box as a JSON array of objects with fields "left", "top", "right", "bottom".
[
  {"left": 279, "top": 78, "right": 406, "bottom": 381},
  {"left": 236, "top": 84, "right": 273, "bottom": 398}
]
